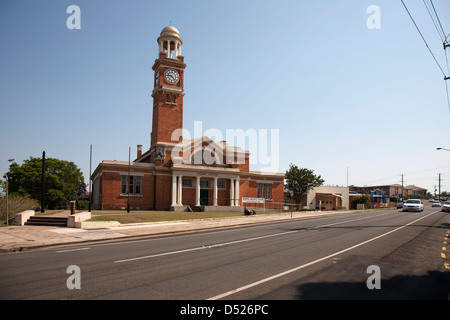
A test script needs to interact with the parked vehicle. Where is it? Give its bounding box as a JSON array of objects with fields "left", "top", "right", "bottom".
[
  {"left": 402, "top": 199, "right": 424, "bottom": 212},
  {"left": 442, "top": 201, "right": 450, "bottom": 212},
  {"left": 396, "top": 202, "right": 403, "bottom": 209}
]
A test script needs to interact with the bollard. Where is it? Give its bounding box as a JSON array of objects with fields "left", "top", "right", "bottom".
[{"left": 69, "top": 200, "right": 76, "bottom": 215}]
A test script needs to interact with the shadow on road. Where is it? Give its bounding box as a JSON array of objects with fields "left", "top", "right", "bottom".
[
  {"left": 288, "top": 221, "right": 450, "bottom": 233},
  {"left": 296, "top": 270, "right": 450, "bottom": 300}
]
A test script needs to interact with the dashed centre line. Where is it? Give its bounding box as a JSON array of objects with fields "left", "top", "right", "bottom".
[{"left": 114, "top": 212, "right": 393, "bottom": 264}]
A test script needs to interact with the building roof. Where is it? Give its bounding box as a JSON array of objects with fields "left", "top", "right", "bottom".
[{"left": 405, "top": 185, "right": 427, "bottom": 191}]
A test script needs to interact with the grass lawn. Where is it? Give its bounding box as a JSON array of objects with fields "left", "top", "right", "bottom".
[{"left": 88, "top": 210, "right": 283, "bottom": 224}]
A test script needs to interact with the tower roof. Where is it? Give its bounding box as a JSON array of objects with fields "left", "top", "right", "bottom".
[{"left": 158, "top": 26, "right": 182, "bottom": 43}]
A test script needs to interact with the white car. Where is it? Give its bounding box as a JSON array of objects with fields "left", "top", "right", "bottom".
[
  {"left": 431, "top": 201, "right": 441, "bottom": 207},
  {"left": 402, "top": 199, "right": 424, "bottom": 212},
  {"left": 442, "top": 201, "right": 450, "bottom": 212}
]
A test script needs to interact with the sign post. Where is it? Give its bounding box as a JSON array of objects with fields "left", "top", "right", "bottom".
[{"left": 241, "top": 197, "right": 266, "bottom": 212}]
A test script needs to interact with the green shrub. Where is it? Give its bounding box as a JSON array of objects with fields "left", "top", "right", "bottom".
[{"left": 351, "top": 195, "right": 372, "bottom": 210}]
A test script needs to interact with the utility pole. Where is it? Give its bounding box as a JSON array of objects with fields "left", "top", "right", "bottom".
[
  {"left": 127, "top": 147, "right": 131, "bottom": 213},
  {"left": 41, "top": 151, "right": 46, "bottom": 213},
  {"left": 5, "top": 176, "right": 8, "bottom": 226},
  {"left": 400, "top": 174, "right": 404, "bottom": 201},
  {"left": 438, "top": 173, "right": 442, "bottom": 200},
  {"left": 88, "top": 144, "right": 92, "bottom": 212},
  {"left": 346, "top": 166, "right": 349, "bottom": 187}
]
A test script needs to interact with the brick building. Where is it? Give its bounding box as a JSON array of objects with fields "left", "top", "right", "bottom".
[{"left": 91, "top": 26, "right": 285, "bottom": 211}]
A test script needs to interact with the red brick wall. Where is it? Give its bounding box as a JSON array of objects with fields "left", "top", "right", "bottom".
[
  {"left": 97, "top": 166, "right": 156, "bottom": 210},
  {"left": 154, "top": 173, "right": 173, "bottom": 210},
  {"left": 239, "top": 176, "right": 284, "bottom": 210}
]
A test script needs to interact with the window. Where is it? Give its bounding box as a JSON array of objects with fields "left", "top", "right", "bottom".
[
  {"left": 217, "top": 180, "right": 225, "bottom": 189},
  {"left": 121, "top": 175, "right": 142, "bottom": 195},
  {"left": 129, "top": 176, "right": 134, "bottom": 195},
  {"left": 121, "top": 176, "right": 127, "bottom": 194},
  {"left": 200, "top": 180, "right": 209, "bottom": 188},
  {"left": 182, "top": 178, "right": 192, "bottom": 187},
  {"left": 135, "top": 176, "right": 142, "bottom": 195},
  {"left": 257, "top": 183, "right": 273, "bottom": 199}
]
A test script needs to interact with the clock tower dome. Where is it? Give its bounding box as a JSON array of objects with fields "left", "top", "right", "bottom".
[{"left": 151, "top": 26, "right": 186, "bottom": 149}]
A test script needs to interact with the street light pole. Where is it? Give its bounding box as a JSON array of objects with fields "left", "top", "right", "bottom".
[
  {"left": 5, "top": 176, "right": 8, "bottom": 226},
  {"left": 41, "top": 151, "right": 45, "bottom": 213},
  {"left": 88, "top": 144, "right": 92, "bottom": 213},
  {"left": 127, "top": 147, "right": 130, "bottom": 213},
  {"left": 437, "top": 147, "right": 450, "bottom": 152}
]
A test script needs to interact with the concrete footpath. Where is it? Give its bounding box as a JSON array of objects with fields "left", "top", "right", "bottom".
[{"left": 0, "top": 210, "right": 355, "bottom": 253}]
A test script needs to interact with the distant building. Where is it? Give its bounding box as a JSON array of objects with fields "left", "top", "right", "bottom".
[
  {"left": 405, "top": 185, "right": 427, "bottom": 197},
  {"left": 284, "top": 186, "right": 350, "bottom": 211},
  {"left": 350, "top": 184, "right": 428, "bottom": 204},
  {"left": 306, "top": 186, "right": 349, "bottom": 211}
]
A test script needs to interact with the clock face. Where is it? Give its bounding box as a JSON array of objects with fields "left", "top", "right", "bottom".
[{"left": 164, "top": 69, "right": 179, "bottom": 84}]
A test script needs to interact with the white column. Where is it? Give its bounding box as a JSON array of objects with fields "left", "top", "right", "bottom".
[
  {"left": 159, "top": 41, "right": 163, "bottom": 54},
  {"left": 196, "top": 176, "right": 201, "bottom": 206},
  {"left": 177, "top": 175, "right": 183, "bottom": 205},
  {"left": 171, "top": 174, "right": 177, "bottom": 206},
  {"left": 213, "top": 177, "right": 218, "bottom": 206},
  {"left": 166, "top": 40, "right": 171, "bottom": 58},
  {"left": 178, "top": 43, "right": 181, "bottom": 56},
  {"left": 235, "top": 177, "right": 240, "bottom": 207},
  {"left": 174, "top": 42, "right": 178, "bottom": 58},
  {"left": 230, "top": 178, "right": 235, "bottom": 206}
]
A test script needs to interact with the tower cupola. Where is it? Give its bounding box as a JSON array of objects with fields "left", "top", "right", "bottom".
[{"left": 157, "top": 26, "right": 183, "bottom": 59}]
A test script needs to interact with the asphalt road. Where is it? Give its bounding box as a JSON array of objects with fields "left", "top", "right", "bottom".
[{"left": 1, "top": 203, "right": 449, "bottom": 301}]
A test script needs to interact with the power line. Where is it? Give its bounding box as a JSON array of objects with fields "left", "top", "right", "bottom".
[
  {"left": 401, "top": 0, "right": 450, "bottom": 113},
  {"left": 429, "top": 0, "right": 447, "bottom": 42},
  {"left": 423, "top": 0, "right": 445, "bottom": 42},
  {"left": 401, "top": 0, "right": 446, "bottom": 77}
]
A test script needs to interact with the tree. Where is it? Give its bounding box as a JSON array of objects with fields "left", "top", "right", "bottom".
[
  {"left": 285, "top": 163, "right": 324, "bottom": 205},
  {"left": 350, "top": 194, "right": 372, "bottom": 209},
  {"left": 5, "top": 156, "right": 85, "bottom": 210}
]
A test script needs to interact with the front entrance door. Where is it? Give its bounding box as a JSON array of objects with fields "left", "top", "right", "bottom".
[{"left": 200, "top": 189, "right": 209, "bottom": 206}]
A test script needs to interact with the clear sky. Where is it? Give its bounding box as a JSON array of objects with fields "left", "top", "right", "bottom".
[{"left": 1, "top": 0, "right": 450, "bottom": 195}]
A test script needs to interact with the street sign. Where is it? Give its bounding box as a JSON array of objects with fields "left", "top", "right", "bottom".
[{"left": 241, "top": 197, "right": 265, "bottom": 203}]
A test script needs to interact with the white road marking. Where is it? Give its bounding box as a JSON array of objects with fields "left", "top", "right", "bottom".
[
  {"left": 114, "top": 211, "right": 393, "bottom": 263},
  {"left": 207, "top": 210, "right": 441, "bottom": 300},
  {"left": 114, "top": 230, "right": 298, "bottom": 263},
  {"left": 56, "top": 247, "right": 90, "bottom": 253}
]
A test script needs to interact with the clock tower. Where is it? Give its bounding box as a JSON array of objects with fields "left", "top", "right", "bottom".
[{"left": 151, "top": 26, "right": 186, "bottom": 149}]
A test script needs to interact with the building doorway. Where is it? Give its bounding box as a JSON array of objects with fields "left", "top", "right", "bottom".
[{"left": 200, "top": 189, "right": 209, "bottom": 206}]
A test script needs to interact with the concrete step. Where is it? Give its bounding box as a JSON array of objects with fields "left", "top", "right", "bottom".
[{"left": 25, "top": 216, "right": 68, "bottom": 227}]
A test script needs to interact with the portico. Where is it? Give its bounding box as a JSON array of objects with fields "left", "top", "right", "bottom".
[{"left": 171, "top": 171, "right": 240, "bottom": 208}]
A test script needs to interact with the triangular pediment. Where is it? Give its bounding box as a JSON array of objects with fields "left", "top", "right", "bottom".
[{"left": 171, "top": 135, "right": 248, "bottom": 167}]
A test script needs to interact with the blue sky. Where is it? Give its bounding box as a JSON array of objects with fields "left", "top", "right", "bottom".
[{"left": 1, "top": 0, "right": 449, "bottom": 194}]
